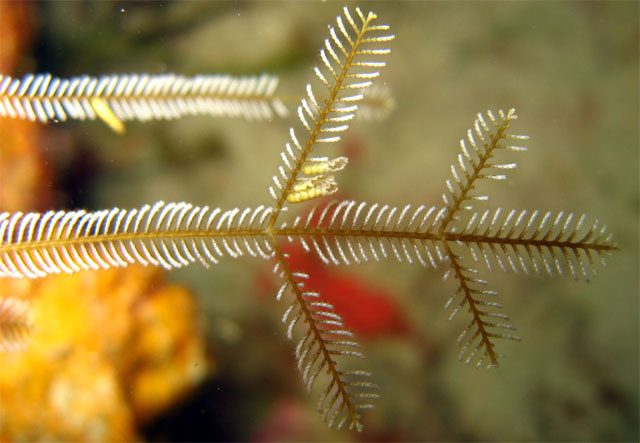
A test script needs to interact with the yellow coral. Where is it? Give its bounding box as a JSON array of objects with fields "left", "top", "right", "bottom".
[{"left": 0, "top": 266, "right": 212, "bottom": 441}]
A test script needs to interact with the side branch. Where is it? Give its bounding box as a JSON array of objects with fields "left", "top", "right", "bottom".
[
  {"left": 271, "top": 241, "right": 376, "bottom": 431},
  {"left": 267, "top": 7, "right": 393, "bottom": 223},
  {"left": 442, "top": 243, "right": 519, "bottom": 368},
  {"left": 443, "top": 243, "right": 499, "bottom": 366},
  {"left": 270, "top": 12, "right": 377, "bottom": 218},
  {"left": 439, "top": 109, "right": 527, "bottom": 232}
]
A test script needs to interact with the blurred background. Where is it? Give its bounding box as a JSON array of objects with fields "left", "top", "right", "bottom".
[{"left": 0, "top": 1, "right": 637, "bottom": 441}]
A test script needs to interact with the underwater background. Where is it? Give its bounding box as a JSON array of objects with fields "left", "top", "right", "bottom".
[{"left": 0, "top": 1, "right": 638, "bottom": 441}]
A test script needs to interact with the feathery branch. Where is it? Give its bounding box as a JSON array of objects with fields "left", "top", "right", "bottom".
[
  {"left": 439, "top": 109, "right": 528, "bottom": 232},
  {"left": 442, "top": 245, "right": 519, "bottom": 368},
  {"left": 271, "top": 244, "right": 378, "bottom": 431},
  {"left": 267, "top": 6, "right": 394, "bottom": 219},
  {"left": 0, "top": 202, "right": 274, "bottom": 278},
  {"left": 0, "top": 73, "right": 288, "bottom": 133}
]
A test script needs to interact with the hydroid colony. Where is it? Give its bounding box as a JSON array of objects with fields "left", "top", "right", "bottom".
[{"left": 0, "top": 6, "right": 617, "bottom": 431}]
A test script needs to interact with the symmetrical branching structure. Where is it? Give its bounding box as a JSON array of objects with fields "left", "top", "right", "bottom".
[{"left": 0, "top": 6, "right": 617, "bottom": 432}]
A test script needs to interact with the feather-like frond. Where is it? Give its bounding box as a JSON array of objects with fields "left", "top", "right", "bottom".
[
  {"left": 440, "top": 109, "right": 528, "bottom": 230},
  {"left": 456, "top": 208, "right": 617, "bottom": 280},
  {"left": 443, "top": 254, "right": 519, "bottom": 368},
  {"left": 268, "top": 6, "right": 394, "bottom": 214},
  {"left": 0, "top": 73, "right": 287, "bottom": 133},
  {"left": 0, "top": 297, "right": 31, "bottom": 352},
  {"left": 0, "top": 202, "right": 275, "bottom": 278},
  {"left": 273, "top": 248, "right": 378, "bottom": 431}
]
